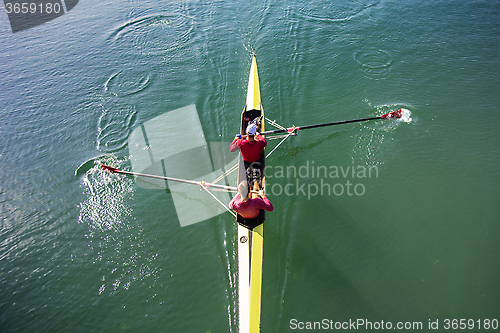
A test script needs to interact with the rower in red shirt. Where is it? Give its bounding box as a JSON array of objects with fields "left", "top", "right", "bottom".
[
  {"left": 229, "top": 123, "right": 267, "bottom": 163},
  {"left": 229, "top": 181, "right": 273, "bottom": 219},
  {"left": 230, "top": 123, "right": 267, "bottom": 188}
]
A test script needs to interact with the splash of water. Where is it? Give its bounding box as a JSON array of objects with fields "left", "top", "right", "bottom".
[
  {"left": 352, "top": 104, "right": 413, "bottom": 165},
  {"left": 78, "top": 155, "right": 133, "bottom": 233},
  {"left": 77, "top": 155, "right": 159, "bottom": 295},
  {"left": 398, "top": 108, "right": 413, "bottom": 123}
]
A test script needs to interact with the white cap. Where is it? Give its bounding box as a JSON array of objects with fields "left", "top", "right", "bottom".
[
  {"left": 246, "top": 123, "right": 257, "bottom": 135},
  {"left": 238, "top": 181, "right": 249, "bottom": 198}
]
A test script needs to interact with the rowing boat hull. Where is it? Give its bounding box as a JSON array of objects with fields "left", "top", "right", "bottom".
[{"left": 237, "top": 55, "right": 264, "bottom": 333}]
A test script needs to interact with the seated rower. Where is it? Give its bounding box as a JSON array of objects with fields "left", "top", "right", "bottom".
[
  {"left": 229, "top": 181, "right": 273, "bottom": 219},
  {"left": 229, "top": 123, "right": 267, "bottom": 188},
  {"left": 229, "top": 123, "right": 267, "bottom": 164}
]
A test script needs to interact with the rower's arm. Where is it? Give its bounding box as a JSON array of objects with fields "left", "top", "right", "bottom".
[
  {"left": 255, "top": 133, "right": 267, "bottom": 147},
  {"left": 259, "top": 197, "right": 273, "bottom": 212},
  {"left": 229, "top": 136, "right": 241, "bottom": 152},
  {"left": 229, "top": 193, "right": 241, "bottom": 210}
]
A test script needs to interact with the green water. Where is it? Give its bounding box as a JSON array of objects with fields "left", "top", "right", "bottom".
[{"left": 1, "top": 0, "right": 499, "bottom": 332}]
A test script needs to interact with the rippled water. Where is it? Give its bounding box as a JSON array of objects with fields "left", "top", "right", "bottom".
[{"left": 1, "top": 0, "right": 499, "bottom": 332}]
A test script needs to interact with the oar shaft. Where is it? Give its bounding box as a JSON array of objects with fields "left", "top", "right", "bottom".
[
  {"left": 103, "top": 166, "right": 237, "bottom": 191},
  {"left": 260, "top": 116, "right": 381, "bottom": 135},
  {"left": 297, "top": 116, "right": 381, "bottom": 130}
]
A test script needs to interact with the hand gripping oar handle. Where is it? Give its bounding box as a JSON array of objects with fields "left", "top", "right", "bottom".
[
  {"left": 259, "top": 109, "right": 403, "bottom": 135},
  {"left": 101, "top": 164, "right": 237, "bottom": 191}
]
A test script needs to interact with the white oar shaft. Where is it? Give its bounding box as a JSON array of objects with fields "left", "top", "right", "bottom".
[{"left": 112, "top": 169, "right": 237, "bottom": 191}]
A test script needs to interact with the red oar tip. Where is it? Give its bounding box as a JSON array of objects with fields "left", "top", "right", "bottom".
[
  {"left": 101, "top": 164, "right": 120, "bottom": 173},
  {"left": 381, "top": 109, "right": 403, "bottom": 119}
]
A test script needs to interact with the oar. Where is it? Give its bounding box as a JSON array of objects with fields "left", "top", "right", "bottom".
[
  {"left": 259, "top": 109, "right": 403, "bottom": 136},
  {"left": 101, "top": 164, "right": 237, "bottom": 191}
]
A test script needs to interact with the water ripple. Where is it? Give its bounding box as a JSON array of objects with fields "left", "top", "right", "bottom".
[
  {"left": 354, "top": 49, "right": 393, "bottom": 80},
  {"left": 297, "top": 0, "right": 380, "bottom": 23},
  {"left": 96, "top": 100, "right": 137, "bottom": 153},
  {"left": 104, "top": 70, "right": 152, "bottom": 97},
  {"left": 109, "top": 13, "right": 194, "bottom": 56}
]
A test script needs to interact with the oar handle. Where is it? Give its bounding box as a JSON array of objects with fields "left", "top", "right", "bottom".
[{"left": 238, "top": 133, "right": 265, "bottom": 139}]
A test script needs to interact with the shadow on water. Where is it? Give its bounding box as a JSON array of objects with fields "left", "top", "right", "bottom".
[
  {"left": 276, "top": 201, "right": 384, "bottom": 329},
  {"left": 260, "top": 191, "right": 398, "bottom": 332},
  {"left": 275, "top": 130, "right": 343, "bottom": 159}
]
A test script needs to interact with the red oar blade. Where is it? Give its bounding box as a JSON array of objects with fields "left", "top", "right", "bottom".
[
  {"left": 381, "top": 109, "right": 403, "bottom": 119},
  {"left": 101, "top": 164, "right": 121, "bottom": 173}
]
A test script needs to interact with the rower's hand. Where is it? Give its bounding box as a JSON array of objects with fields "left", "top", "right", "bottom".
[
  {"left": 235, "top": 134, "right": 242, "bottom": 139},
  {"left": 258, "top": 190, "right": 265, "bottom": 197}
]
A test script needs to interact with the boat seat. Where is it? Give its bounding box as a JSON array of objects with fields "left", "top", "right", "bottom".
[{"left": 237, "top": 209, "right": 265, "bottom": 229}]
